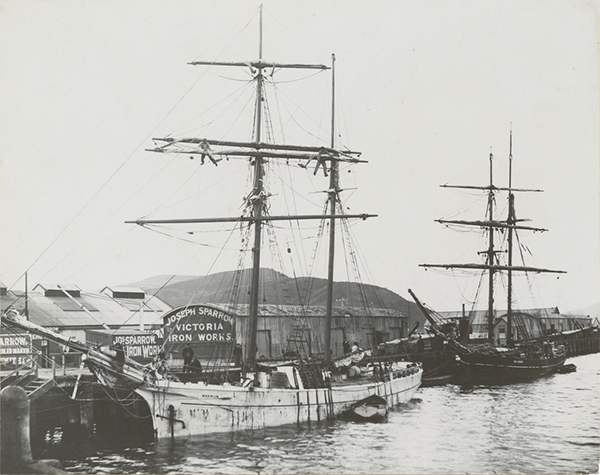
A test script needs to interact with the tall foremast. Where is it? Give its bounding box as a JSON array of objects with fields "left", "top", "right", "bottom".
[{"left": 247, "top": 5, "right": 265, "bottom": 369}]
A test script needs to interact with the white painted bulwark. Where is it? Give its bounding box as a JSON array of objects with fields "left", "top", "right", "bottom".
[{"left": 136, "top": 362, "right": 422, "bottom": 438}]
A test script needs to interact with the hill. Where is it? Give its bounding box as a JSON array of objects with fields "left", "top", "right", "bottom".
[
  {"left": 571, "top": 302, "right": 600, "bottom": 320},
  {"left": 123, "top": 275, "right": 199, "bottom": 290},
  {"left": 131, "top": 268, "right": 426, "bottom": 327}
]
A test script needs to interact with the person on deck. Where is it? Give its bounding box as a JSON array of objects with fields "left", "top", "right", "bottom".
[
  {"left": 233, "top": 343, "right": 243, "bottom": 367},
  {"left": 543, "top": 341, "right": 552, "bottom": 358},
  {"left": 182, "top": 343, "right": 194, "bottom": 373},
  {"left": 351, "top": 342, "right": 360, "bottom": 353},
  {"left": 190, "top": 357, "right": 203, "bottom": 375},
  {"left": 343, "top": 339, "right": 351, "bottom": 354}
]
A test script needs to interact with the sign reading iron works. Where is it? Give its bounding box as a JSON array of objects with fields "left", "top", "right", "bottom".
[{"left": 163, "top": 305, "right": 235, "bottom": 344}]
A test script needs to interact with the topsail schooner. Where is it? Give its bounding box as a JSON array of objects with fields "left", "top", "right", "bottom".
[{"left": 2, "top": 6, "right": 422, "bottom": 438}]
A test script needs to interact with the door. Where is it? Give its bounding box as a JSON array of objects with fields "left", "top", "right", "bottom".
[
  {"left": 257, "top": 330, "right": 272, "bottom": 359},
  {"left": 331, "top": 329, "right": 345, "bottom": 358}
]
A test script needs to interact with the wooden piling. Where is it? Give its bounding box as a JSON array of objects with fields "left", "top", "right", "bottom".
[
  {"left": 1, "top": 385, "right": 65, "bottom": 474},
  {"left": 1, "top": 386, "right": 33, "bottom": 468},
  {"left": 555, "top": 335, "right": 600, "bottom": 357}
]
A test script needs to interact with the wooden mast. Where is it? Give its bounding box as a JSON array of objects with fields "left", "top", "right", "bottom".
[
  {"left": 324, "top": 53, "right": 337, "bottom": 365},
  {"left": 506, "top": 130, "right": 514, "bottom": 346},
  {"left": 486, "top": 152, "right": 495, "bottom": 344},
  {"left": 246, "top": 4, "right": 265, "bottom": 371}
]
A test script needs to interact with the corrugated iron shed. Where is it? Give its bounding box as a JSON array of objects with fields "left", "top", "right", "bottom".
[
  {"left": 180, "top": 303, "right": 406, "bottom": 319},
  {"left": 1, "top": 288, "right": 171, "bottom": 329}
]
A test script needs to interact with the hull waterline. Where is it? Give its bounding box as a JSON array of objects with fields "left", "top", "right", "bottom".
[
  {"left": 456, "top": 353, "right": 567, "bottom": 384},
  {"left": 135, "top": 366, "right": 422, "bottom": 438}
]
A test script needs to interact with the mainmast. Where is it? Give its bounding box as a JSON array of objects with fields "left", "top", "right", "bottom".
[
  {"left": 486, "top": 151, "right": 495, "bottom": 344},
  {"left": 506, "top": 130, "right": 514, "bottom": 345},
  {"left": 324, "top": 54, "right": 337, "bottom": 365}
]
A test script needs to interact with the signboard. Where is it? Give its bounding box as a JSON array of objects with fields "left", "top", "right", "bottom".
[
  {"left": 164, "top": 305, "right": 235, "bottom": 344},
  {"left": 163, "top": 305, "right": 236, "bottom": 359},
  {"left": 86, "top": 329, "right": 161, "bottom": 364},
  {"left": 113, "top": 333, "right": 160, "bottom": 360},
  {"left": 1, "top": 333, "right": 33, "bottom": 368}
]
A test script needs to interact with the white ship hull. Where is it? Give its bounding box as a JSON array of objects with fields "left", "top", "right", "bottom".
[{"left": 136, "top": 364, "right": 422, "bottom": 438}]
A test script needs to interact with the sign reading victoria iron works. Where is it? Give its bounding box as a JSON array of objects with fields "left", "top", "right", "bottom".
[{"left": 163, "top": 305, "right": 236, "bottom": 346}]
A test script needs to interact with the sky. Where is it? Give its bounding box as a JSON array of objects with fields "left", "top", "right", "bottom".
[{"left": 1, "top": 0, "right": 598, "bottom": 315}]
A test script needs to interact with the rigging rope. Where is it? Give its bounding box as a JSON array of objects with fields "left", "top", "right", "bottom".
[
  {"left": 170, "top": 79, "right": 255, "bottom": 138},
  {"left": 8, "top": 46, "right": 234, "bottom": 302}
]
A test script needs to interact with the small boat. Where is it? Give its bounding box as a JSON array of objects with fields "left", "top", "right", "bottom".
[
  {"left": 421, "top": 373, "right": 456, "bottom": 387},
  {"left": 409, "top": 133, "right": 567, "bottom": 384},
  {"left": 348, "top": 394, "right": 388, "bottom": 422},
  {"left": 556, "top": 363, "right": 577, "bottom": 374}
]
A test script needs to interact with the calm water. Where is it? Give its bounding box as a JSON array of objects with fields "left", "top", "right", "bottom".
[{"left": 52, "top": 354, "right": 599, "bottom": 474}]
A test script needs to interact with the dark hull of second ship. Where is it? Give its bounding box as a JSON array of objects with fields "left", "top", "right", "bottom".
[{"left": 456, "top": 352, "right": 567, "bottom": 384}]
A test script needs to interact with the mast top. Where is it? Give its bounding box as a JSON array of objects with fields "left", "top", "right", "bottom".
[
  {"left": 259, "top": 4, "right": 263, "bottom": 61},
  {"left": 189, "top": 6, "right": 329, "bottom": 72}
]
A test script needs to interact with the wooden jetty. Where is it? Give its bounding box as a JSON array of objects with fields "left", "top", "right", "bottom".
[{"left": 549, "top": 327, "right": 600, "bottom": 357}]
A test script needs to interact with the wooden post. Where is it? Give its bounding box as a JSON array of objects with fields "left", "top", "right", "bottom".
[
  {"left": 1, "top": 385, "right": 66, "bottom": 473},
  {"left": 79, "top": 383, "right": 95, "bottom": 439},
  {"left": 1, "top": 386, "right": 33, "bottom": 468}
]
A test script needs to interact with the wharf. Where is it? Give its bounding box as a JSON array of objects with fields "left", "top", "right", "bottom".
[
  {"left": 560, "top": 336, "right": 599, "bottom": 356},
  {"left": 1, "top": 361, "right": 154, "bottom": 462}
]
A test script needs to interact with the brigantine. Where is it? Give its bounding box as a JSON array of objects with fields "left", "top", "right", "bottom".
[
  {"left": 2, "top": 6, "right": 422, "bottom": 438},
  {"left": 409, "top": 132, "right": 567, "bottom": 384}
]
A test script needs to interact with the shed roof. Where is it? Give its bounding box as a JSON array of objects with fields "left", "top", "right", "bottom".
[
  {"left": 1, "top": 288, "right": 171, "bottom": 329},
  {"left": 438, "top": 307, "right": 594, "bottom": 326},
  {"left": 2, "top": 288, "right": 405, "bottom": 332},
  {"left": 163, "top": 303, "right": 407, "bottom": 319},
  {"left": 101, "top": 286, "right": 146, "bottom": 299},
  {"left": 33, "top": 284, "right": 82, "bottom": 293}
]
